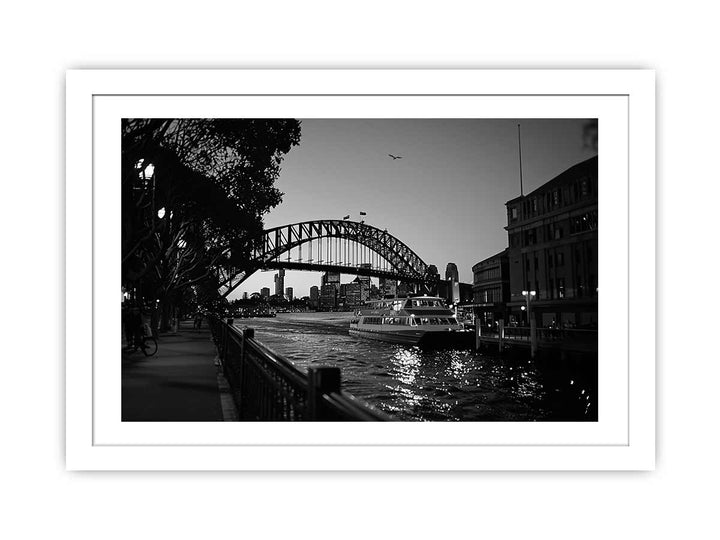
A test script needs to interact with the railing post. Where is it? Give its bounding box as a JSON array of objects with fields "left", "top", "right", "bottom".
[
  {"left": 307, "top": 367, "right": 341, "bottom": 420},
  {"left": 239, "top": 327, "right": 253, "bottom": 417},
  {"left": 222, "top": 318, "right": 233, "bottom": 362}
]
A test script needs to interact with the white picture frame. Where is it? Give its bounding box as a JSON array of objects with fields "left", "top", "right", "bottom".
[{"left": 66, "top": 69, "right": 655, "bottom": 470}]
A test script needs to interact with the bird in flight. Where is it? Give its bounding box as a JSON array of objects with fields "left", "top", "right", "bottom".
[{"left": 388, "top": 154, "right": 403, "bottom": 160}]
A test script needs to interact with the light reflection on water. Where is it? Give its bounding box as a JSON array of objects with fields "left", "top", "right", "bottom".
[{"left": 235, "top": 312, "right": 597, "bottom": 421}]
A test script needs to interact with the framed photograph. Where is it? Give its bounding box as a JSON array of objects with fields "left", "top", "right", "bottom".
[{"left": 66, "top": 69, "right": 655, "bottom": 470}]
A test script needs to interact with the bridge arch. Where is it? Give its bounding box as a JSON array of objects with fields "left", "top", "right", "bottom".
[{"left": 219, "top": 220, "right": 434, "bottom": 297}]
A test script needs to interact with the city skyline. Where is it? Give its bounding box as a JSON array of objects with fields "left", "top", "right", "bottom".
[{"left": 230, "top": 118, "right": 597, "bottom": 300}]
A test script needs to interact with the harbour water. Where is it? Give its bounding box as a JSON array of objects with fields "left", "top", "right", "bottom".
[{"left": 235, "top": 312, "right": 597, "bottom": 421}]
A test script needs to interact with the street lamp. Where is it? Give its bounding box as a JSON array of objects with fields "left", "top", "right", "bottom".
[
  {"left": 521, "top": 290, "right": 536, "bottom": 323},
  {"left": 521, "top": 290, "right": 537, "bottom": 358}
]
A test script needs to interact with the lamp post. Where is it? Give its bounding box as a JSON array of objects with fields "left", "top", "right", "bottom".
[{"left": 522, "top": 290, "right": 537, "bottom": 358}]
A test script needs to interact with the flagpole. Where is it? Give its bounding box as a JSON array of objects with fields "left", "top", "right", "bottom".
[{"left": 517, "top": 123, "right": 524, "bottom": 197}]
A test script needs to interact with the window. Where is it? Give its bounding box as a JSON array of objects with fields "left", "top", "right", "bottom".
[
  {"left": 534, "top": 256, "right": 539, "bottom": 270},
  {"left": 557, "top": 278, "right": 565, "bottom": 299},
  {"left": 549, "top": 253, "right": 554, "bottom": 268},
  {"left": 531, "top": 198, "right": 537, "bottom": 213},
  {"left": 510, "top": 207, "right": 518, "bottom": 220},
  {"left": 524, "top": 228, "right": 536, "bottom": 246},
  {"left": 557, "top": 252, "right": 565, "bottom": 266},
  {"left": 552, "top": 190, "right": 560, "bottom": 206},
  {"left": 554, "top": 226, "right": 563, "bottom": 240},
  {"left": 571, "top": 211, "right": 598, "bottom": 234},
  {"left": 581, "top": 179, "right": 589, "bottom": 196}
]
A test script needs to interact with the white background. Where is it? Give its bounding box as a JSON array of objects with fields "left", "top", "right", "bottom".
[{"left": 0, "top": 0, "right": 711, "bottom": 538}]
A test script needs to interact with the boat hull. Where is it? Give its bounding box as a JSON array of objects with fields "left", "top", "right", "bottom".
[{"left": 349, "top": 327, "right": 473, "bottom": 347}]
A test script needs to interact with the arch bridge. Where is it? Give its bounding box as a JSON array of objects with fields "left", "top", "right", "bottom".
[{"left": 218, "top": 220, "right": 437, "bottom": 297}]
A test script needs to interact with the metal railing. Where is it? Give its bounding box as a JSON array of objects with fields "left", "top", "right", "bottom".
[
  {"left": 479, "top": 323, "right": 597, "bottom": 348},
  {"left": 209, "top": 316, "right": 389, "bottom": 421}
]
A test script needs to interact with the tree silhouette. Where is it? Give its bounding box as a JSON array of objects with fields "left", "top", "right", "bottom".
[{"left": 122, "top": 119, "right": 301, "bottom": 328}]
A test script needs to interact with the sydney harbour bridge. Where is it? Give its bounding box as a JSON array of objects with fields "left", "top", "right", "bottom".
[{"left": 217, "top": 220, "right": 439, "bottom": 297}]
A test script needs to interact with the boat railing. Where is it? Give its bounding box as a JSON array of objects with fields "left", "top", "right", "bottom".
[{"left": 209, "top": 315, "right": 390, "bottom": 421}]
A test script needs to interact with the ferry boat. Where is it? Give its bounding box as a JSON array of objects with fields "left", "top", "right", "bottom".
[{"left": 349, "top": 296, "right": 472, "bottom": 346}]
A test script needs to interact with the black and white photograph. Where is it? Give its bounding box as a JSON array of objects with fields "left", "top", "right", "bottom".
[
  {"left": 16, "top": 0, "right": 720, "bottom": 534},
  {"left": 121, "top": 117, "right": 599, "bottom": 422}
]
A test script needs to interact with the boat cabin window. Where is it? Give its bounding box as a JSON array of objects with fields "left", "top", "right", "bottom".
[
  {"left": 410, "top": 299, "right": 445, "bottom": 307},
  {"left": 382, "top": 317, "right": 409, "bottom": 325}
]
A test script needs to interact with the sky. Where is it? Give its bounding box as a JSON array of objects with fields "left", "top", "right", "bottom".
[{"left": 229, "top": 118, "right": 597, "bottom": 300}]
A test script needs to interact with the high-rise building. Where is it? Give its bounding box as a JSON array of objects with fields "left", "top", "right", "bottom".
[
  {"left": 319, "top": 272, "right": 340, "bottom": 310},
  {"left": 321, "top": 271, "right": 340, "bottom": 287},
  {"left": 309, "top": 285, "right": 319, "bottom": 309},
  {"left": 320, "top": 284, "right": 338, "bottom": 309},
  {"left": 285, "top": 287, "right": 294, "bottom": 302},
  {"left": 344, "top": 281, "right": 362, "bottom": 306},
  {"left": 260, "top": 287, "right": 270, "bottom": 299},
  {"left": 274, "top": 269, "right": 285, "bottom": 297},
  {"left": 445, "top": 262, "right": 459, "bottom": 283},
  {"left": 357, "top": 263, "right": 371, "bottom": 301},
  {"left": 242, "top": 292, "right": 248, "bottom": 300}
]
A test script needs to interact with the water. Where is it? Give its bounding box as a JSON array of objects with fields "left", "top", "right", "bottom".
[{"left": 235, "top": 312, "right": 597, "bottom": 421}]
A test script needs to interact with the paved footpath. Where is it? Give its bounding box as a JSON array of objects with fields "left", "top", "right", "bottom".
[{"left": 122, "top": 322, "right": 226, "bottom": 421}]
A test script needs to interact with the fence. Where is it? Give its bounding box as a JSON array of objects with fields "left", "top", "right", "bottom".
[
  {"left": 477, "top": 321, "right": 597, "bottom": 354},
  {"left": 209, "top": 316, "right": 389, "bottom": 421}
]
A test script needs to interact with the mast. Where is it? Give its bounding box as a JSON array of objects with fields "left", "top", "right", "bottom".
[{"left": 517, "top": 123, "right": 524, "bottom": 197}]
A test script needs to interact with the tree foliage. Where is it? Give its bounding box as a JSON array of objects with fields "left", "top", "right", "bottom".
[{"left": 121, "top": 118, "right": 301, "bottom": 316}]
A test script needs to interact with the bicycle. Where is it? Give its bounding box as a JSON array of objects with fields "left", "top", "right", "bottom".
[
  {"left": 138, "top": 334, "right": 158, "bottom": 357},
  {"left": 130, "top": 324, "right": 158, "bottom": 357}
]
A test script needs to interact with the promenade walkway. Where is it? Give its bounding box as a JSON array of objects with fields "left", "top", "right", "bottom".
[{"left": 122, "top": 321, "right": 227, "bottom": 421}]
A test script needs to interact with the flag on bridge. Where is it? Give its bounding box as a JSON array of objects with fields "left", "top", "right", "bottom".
[
  {"left": 343, "top": 215, "right": 350, "bottom": 220},
  {"left": 359, "top": 211, "right": 366, "bottom": 216}
]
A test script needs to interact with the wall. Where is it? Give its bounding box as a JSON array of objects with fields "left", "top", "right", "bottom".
[{"left": 3, "top": 2, "right": 711, "bottom": 540}]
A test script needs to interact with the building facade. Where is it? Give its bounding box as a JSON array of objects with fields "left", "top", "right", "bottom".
[
  {"left": 504, "top": 156, "right": 598, "bottom": 327},
  {"left": 357, "top": 263, "right": 371, "bottom": 301},
  {"left": 320, "top": 271, "right": 340, "bottom": 310},
  {"left": 260, "top": 287, "right": 270, "bottom": 299},
  {"left": 309, "top": 285, "right": 319, "bottom": 309},
  {"left": 471, "top": 249, "right": 510, "bottom": 325},
  {"left": 285, "top": 287, "right": 294, "bottom": 302},
  {"left": 274, "top": 269, "right": 285, "bottom": 297},
  {"left": 445, "top": 262, "right": 459, "bottom": 283},
  {"left": 341, "top": 281, "right": 362, "bottom": 306},
  {"left": 320, "top": 284, "right": 338, "bottom": 310}
]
